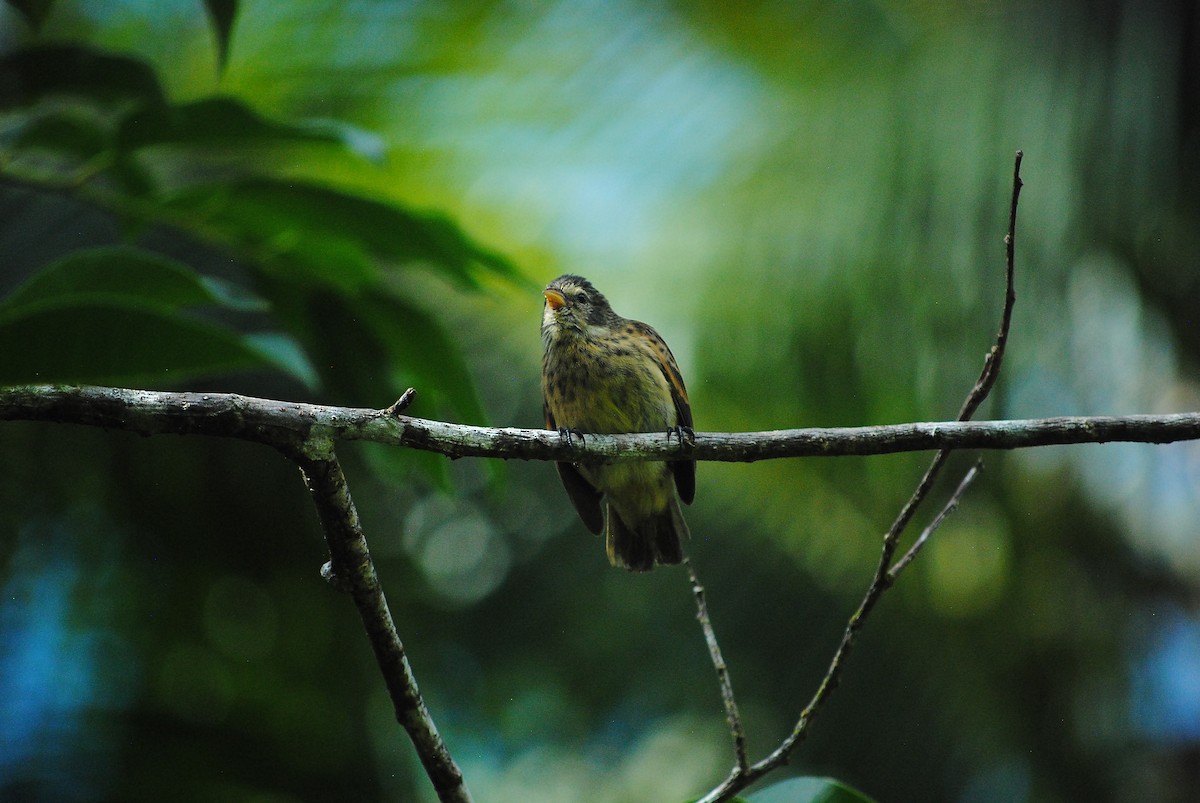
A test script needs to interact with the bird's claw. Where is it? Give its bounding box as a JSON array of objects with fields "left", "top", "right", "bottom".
[
  {"left": 558, "top": 427, "right": 586, "bottom": 447},
  {"left": 666, "top": 425, "right": 696, "bottom": 447}
]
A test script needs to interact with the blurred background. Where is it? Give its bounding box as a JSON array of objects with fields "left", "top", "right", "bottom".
[{"left": 1, "top": 1, "right": 1198, "bottom": 801}]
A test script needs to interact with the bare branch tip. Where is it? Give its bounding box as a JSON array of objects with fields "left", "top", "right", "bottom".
[{"left": 386, "top": 388, "right": 418, "bottom": 416}]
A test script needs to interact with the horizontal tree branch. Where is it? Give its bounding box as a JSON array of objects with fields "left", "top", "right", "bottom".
[{"left": 2, "top": 385, "right": 1198, "bottom": 460}]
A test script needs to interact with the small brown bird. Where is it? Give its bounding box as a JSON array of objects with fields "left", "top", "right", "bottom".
[{"left": 540, "top": 274, "right": 695, "bottom": 571}]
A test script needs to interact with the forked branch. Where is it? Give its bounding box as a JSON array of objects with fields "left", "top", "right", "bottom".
[{"left": 693, "top": 151, "right": 1025, "bottom": 803}]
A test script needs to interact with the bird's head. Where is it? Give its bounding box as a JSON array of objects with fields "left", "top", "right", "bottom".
[{"left": 542, "top": 274, "right": 619, "bottom": 335}]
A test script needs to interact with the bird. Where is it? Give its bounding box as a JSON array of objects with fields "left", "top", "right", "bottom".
[{"left": 540, "top": 274, "right": 695, "bottom": 571}]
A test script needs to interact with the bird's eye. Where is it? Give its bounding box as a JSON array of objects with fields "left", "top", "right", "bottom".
[{"left": 576, "top": 292, "right": 591, "bottom": 305}]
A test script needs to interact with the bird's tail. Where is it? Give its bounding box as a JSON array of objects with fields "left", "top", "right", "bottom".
[{"left": 606, "top": 497, "right": 689, "bottom": 572}]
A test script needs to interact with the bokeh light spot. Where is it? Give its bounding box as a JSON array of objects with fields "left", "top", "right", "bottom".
[{"left": 926, "top": 516, "right": 1010, "bottom": 617}]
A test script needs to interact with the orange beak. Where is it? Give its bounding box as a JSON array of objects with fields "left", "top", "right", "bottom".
[{"left": 543, "top": 288, "right": 566, "bottom": 310}]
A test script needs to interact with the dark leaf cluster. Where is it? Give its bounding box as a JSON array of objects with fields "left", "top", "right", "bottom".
[{"left": 1, "top": 30, "right": 520, "bottom": 480}]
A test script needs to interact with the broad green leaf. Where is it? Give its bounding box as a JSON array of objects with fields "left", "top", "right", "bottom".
[
  {"left": 198, "top": 275, "right": 269, "bottom": 312},
  {"left": 313, "top": 287, "right": 456, "bottom": 489},
  {"left": 0, "top": 45, "right": 166, "bottom": 109},
  {"left": 242, "top": 332, "right": 318, "bottom": 390},
  {"left": 270, "top": 285, "right": 485, "bottom": 422},
  {"left": 163, "top": 182, "right": 381, "bottom": 292},
  {"left": 358, "top": 290, "right": 488, "bottom": 426},
  {"left": 362, "top": 441, "right": 452, "bottom": 493},
  {"left": 0, "top": 300, "right": 284, "bottom": 387},
  {"left": 202, "top": 0, "right": 238, "bottom": 72},
  {"left": 162, "top": 179, "right": 518, "bottom": 290},
  {"left": 250, "top": 282, "right": 411, "bottom": 407},
  {"left": 407, "top": 212, "right": 521, "bottom": 287},
  {"left": 359, "top": 290, "right": 494, "bottom": 489},
  {"left": 110, "top": 152, "right": 158, "bottom": 198},
  {"left": 9, "top": 110, "right": 108, "bottom": 159},
  {"left": 115, "top": 97, "right": 349, "bottom": 153},
  {"left": 0, "top": 246, "right": 263, "bottom": 312},
  {"left": 4, "top": 0, "right": 55, "bottom": 32},
  {"left": 745, "top": 776, "right": 878, "bottom": 803},
  {"left": 253, "top": 281, "right": 481, "bottom": 486},
  {"left": 309, "top": 118, "right": 387, "bottom": 163}
]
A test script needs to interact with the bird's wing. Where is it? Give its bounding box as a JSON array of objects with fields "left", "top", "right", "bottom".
[
  {"left": 633, "top": 322, "right": 696, "bottom": 505},
  {"left": 545, "top": 401, "right": 604, "bottom": 534}
]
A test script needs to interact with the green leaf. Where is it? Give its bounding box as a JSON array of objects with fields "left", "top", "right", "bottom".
[
  {"left": 5, "top": 0, "right": 55, "bottom": 32},
  {"left": 243, "top": 332, "right": 319, "bottom": 390},
  {"left": 202, "top": 0, "right": 239, "bottom": 72},
  {"left": 309, "top": 118, "right": 387, "bottom": 163},
  {"left": 408, "top": 212, "right": 522, "bottom": 287},
  {"left": 287, "top": 287, "right": 459, "bottom": 486},
  {"left": 362, "top": 441, "right": 452, "bottom": 493},
  {"left": 163, "top": 181, "right": 381, "bottom": 292},
  {"left": 9, "top": 110, "right": 108, "bottom": 159},
  {"left": 251, "top": 281, "right": 479, "bottom": 485},
  {"left": 255, "top": 283, "right": 394, "bottom": 405},
  {"left": 0, "top": 45, "right": 166, "bottom": 109},
  {"left": 198, "top": 275, "right": 269, "bottom": 312},
  {"left": 162, "top": 179, "right": 518, "bottom": 290},
  {"left": 268, "top": 284, "right": 485, "bottom": 423},
  {"left": 0, "top": 246, "right": 262, "bottom": 312},
  {"left": 110, "top": 152, "right": 159, "bottom": 198},
  {"left": 360, "top": 291, "right": 495, "bottom": 489},
  {"left": 0, "top": 300, "right": 281, "bottom": 387},
  {"left": 744, "top": 776, "right": 878, "bottom": 803},
  {"left": 115, "top": 97, "right": 350, "bottom": 153},
  {"left": 358, "top": 290, "right": 488, "bottom": 426}
]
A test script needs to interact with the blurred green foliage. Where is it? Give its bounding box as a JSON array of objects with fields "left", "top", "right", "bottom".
[{"left": 2, "top": 2, "right": 1199, "bottom": 803}]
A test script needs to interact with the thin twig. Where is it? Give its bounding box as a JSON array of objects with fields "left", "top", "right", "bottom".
[
  {"left": 696, "top": 150, "right": 1026, "bottom": 803},
  {"left": 888, "top": 460, "right": 983, "bottom": 581},
  {"left": 959, "top": 149, "right": 1022, "bottom": 421},
  {"left": 685, "top": 558, "right": 748, "bottom": 773}
]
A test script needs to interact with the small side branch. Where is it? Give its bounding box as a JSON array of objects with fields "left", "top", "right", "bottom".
[
  {"left": 959, "top": 149, "right": 1022, "bottom": 421},
  {"left": 888, "top": 460, "right": 983, "bottom": 580},
  {"left": 290, "top": 446, "right": 473, "bottom": 803},
  {"left": 686, "top": 558, "right": 748, "bottom": 773},
  {"left": 695, "top": 150, "right": 1026, "bottom": 803}
]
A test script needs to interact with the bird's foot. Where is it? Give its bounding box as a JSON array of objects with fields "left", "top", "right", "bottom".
[
  {"left": 666, "top": 425, "right": 696, "bottom": 447},
  {"left": 558, "top": 427, "right": 586, "bottom": 447}
]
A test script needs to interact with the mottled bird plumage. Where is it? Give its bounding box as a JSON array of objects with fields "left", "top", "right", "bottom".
[{"left": 540, "top": 274, "right": 695, "bottom": 571}]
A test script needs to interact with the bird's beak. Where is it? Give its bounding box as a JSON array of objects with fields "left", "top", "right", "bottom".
[{"left": 543, "top": 288, "right": 566, "bottom": 310}]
